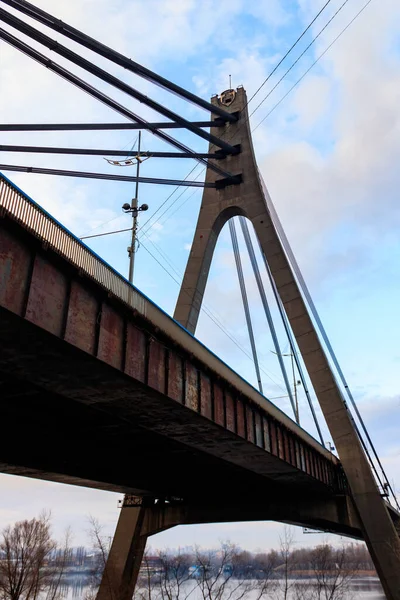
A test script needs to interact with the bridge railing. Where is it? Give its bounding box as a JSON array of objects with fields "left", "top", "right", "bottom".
[{"left": 0, "top": 174, "right": 146, "bottom": 314}]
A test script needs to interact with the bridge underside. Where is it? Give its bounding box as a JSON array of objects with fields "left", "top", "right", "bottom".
[{"left": 0, "top": 304, "right": 360, "bottom": 538}]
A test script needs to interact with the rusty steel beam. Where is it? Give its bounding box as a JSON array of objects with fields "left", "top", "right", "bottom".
[
  {"left": 0, "top": 0, "right": 238, "bottom": 123},
  {"left": 0, "top": 121, "right": 218, "bottom": 132}
]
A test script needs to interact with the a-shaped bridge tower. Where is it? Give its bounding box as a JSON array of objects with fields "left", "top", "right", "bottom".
[
  {"left": 0, "top": 1, "right": 398, "bottom": 596},
  {"left": 98, "top": 88, "right": 400, "bottom": 600}
]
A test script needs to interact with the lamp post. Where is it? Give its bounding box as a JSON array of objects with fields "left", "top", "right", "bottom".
[{"left": 121, "top": 131, "right": 148, "bottom": 284}]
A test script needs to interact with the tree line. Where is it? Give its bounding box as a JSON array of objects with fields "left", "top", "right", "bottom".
[
  {"left": 0, "top": 513, "right": 376, "bottom": 600},
  {"left": 132, "top": 531, "right": 375, "bottom": 600}
]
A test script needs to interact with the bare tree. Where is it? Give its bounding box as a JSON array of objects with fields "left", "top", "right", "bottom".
[
  {"left": 193, "top": 542, "right": 273, "bottom": 600},
  {"left": 134, "top": 542, "right": 275, "bottom": 600},
  {"left": 276, "top": 526, "right": 297, "bottom": 600},
  {"left": 156, "top": 549, "right": 193, "bottom": 600},
  {"left": 134, "top": 548, "right": 192, "bottom": 600},
  {"left": 308, "top": 543, "right": 359, "bottom": 600},
  {"left": 44, "top": 527, "right": 73, "bottom": 600},
  {"left": 84, "top": 516, "right": 113, "bottom": 600},
  {"left": 0, "top": 512, "right": 71, "bottom": 600}
]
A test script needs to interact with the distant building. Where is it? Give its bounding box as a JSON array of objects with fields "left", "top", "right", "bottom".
[{"left": 139, "top": 556, "right": 163, "bottom": 577}]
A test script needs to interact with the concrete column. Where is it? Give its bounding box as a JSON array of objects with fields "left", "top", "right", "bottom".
[
  {"left": 96, "top": 499, "right": 151, "bottom": 600},
  {"left": 174, "top": 87, "right": 400, "bottom": 600},
  {"left": 96, "top": 498, "right": 183, "bottom": 600}
]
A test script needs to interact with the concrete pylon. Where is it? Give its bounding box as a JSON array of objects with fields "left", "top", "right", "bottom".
[
  {"left": 96, "top": 497, "right": 152, "bottom": 600},
  {"left": 96, "top": 497, "right": 183, "bottom": 600},
  {"left": 173, "top": 87, "right": 400, "bottom": 600}
]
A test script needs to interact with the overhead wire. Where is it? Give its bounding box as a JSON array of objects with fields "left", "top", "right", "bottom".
[
  {"left": 196, "top": 0, "right": 352, "bottom": 160},
  {"left": 255, "top": 222, "right": 325, "bottom": 445},
  {"left": 245, "top": 0, "right": 334, "bottom": 107},
  {"left": 250, "top": 0, "right": 399, "bottom": 505},
  {"left": 81, "top": 226, "right": 131, "bottom": 240},
  {"left": 252, "top": 0, "right": 374, "bottom": 132},
  {"left": 140, "top": 226, "right": 281, "bottom": 368},
  {"left": 247, "top": 0, "right": 351, "bottom": 120},
  {"left": 78, "top": 0, "right": 340, "bottom": 239},
  {"left": 75, "top": 0, "right": 381, "bottom": 450},
  {"left": 76, "top": 0, "right": 373, "bottom": 415},
  {"left": 139, "top": 165, "right": 204, "bottom": 236},
  {"left": 78, "top": 162, "right": 202, "bottom": 239},
  {"left": 156, "top": 186, "right": 201, "bottom": 229}
]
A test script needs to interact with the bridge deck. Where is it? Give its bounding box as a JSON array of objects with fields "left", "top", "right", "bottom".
[{"left": 0, "top": 174, "right": 346, "bottom": 507}]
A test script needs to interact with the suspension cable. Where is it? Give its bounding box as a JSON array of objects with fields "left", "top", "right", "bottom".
[
  {"left": 138, "top": 236, "right": 285, "bottom": 391},
  {"left": 239, "top": 216, "right": 297, "bottom": 421},
  {"left": 136, "top": 0, "right": 352, "bottom": 240},
  {"left": 229, "top": 218, "right": 263, "bottom": 394},
  {"left": 259, "top": 174, "right": 399, "bottom": 507},
  {"left": 78, "top": 0, "right": 368, "bottom": 242},
  {"left": 248, "top": 0, "right": 351, "bottom": 120},
  {"left": 256, "top": 235, "right": 325, "bottom": 445}
]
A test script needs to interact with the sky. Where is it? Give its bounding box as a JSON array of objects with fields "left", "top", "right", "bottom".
[{"left": 0, "top": 0, "right": 400, "bottom": 553}]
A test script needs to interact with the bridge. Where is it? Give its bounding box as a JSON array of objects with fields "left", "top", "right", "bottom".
[
  {"left": 0, "top": 2, "right": 400, "bottom": 600},
  {"left": 2, "top": 166, "right": 394, "bottom": 590},
  {"left": 0, "top": 171, "right": 352, "bottom": 527}
]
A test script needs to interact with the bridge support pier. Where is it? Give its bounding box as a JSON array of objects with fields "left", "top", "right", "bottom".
[
  {"left": 97, "top": 87, "right": 400, "bottom": 600},
  {"left": 96, "top": 498, "right": 151, "bottom": 600},
  {"left": 96, "top": 491, "right": 365, "bottom": 600},
  {"left": 96, "top": 497, "right": 180, "bottom": 600},
  {"left": 96, "top": 498, "right": 187, "bottom": 600},
  {"left": 174, "top": 87, "right": 400, "bottom": 600}
]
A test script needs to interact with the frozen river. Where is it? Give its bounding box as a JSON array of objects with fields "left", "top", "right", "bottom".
[{"left": 59, "top": 576, "right": 385, "bottom": 599}]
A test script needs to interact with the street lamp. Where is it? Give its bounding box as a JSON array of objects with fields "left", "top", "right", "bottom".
[
  {"left": 122, "top": 201, "right": 148, "bottom": 283},
  {"left": 120, "top": 130, "right": 151, "bottom": 284}
]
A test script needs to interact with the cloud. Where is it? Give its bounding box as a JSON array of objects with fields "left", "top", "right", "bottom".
[
  {"left": 1, "top": 0, "right": 400, "bottom": 556},
  {"left": 0, "top": 474, "right": 121, "bottom": 545},
  {"left": 288, "top": 74, "right": 331, "bottom": 129},
  {"left": 255, "top": 0, "right": 400, "bottom": 284}
]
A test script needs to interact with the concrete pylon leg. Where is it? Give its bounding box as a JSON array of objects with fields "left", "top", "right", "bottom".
[
  {"left": 96, "top": 498, "right": 152, "bottom": 600},
  {"left": 174, "top": 87, "right": 400, "bottom": 600},
  {"left": 96, "top": 499, "right": 186, "bottom": 600}
]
